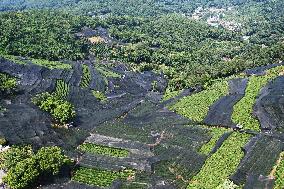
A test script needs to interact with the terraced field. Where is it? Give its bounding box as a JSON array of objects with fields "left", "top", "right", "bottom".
[{"left": 0, "top": 57, "right": 284, "bottom": 189}]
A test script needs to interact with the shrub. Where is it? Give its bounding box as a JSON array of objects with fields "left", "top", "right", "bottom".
[
  {"left": 32, "top": 92, "right": 75, "bottom": 124},
  {"left": 0, "top": 73, "right": 17, "bottom": 92},
  {"left": 92, "top": 90, "right": 107, "bottom": 102},
  {"left": 35, "top": 146, "right": 71, "bottom": 175},
  {"left": 3, "top": 157, "right": 40, "bottom": 189},
  {"left": 0, "top": 146, "right": 33, "bottom": 170},
  {"left": 1, "top": 146, "right": 72, "bottom": 189}
]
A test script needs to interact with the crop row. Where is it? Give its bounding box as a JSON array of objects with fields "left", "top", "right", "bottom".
[
  {"left": 232, "top": 65, "right": 284, "bottom": 131},
  {"left": 188, "top": 132, "right": 251, "bottom": 188},
  {"left": 80, "top": 64, "right": 91, "bottom": 88},
  {"left": 78, "top": 143, "right": 129, "bottom": 158},
  {"left": 54, "top": 80, "right": 69, "bottom": 100},
  {"left": 169, "top": 79, "right": 228, "bottom": 122},
  {"left": 72, "top": 167, "right": 134, "bottom": 187}
]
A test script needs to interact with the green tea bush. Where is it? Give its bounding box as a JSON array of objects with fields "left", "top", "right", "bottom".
[
  {"left": 169, "top": 80, "right": 228, "bottom": 122},
  {"left": 198, "top": 127, "right": 228, "bottom": 155},
  {"left": 232, "top": 65, "right": 284, "bottom": 131},
  {"left": 80, "top": 64, "right": 91, "bottom": 88},
  {"left": 188, "top": 133, "right": 251, "bottom": 189},
  {"left": 72, "top": 167, "right": 134, "bottom": 187},
  {"left": 162, "top": 88, "right": 183, "bottom": 101},
  {"left": 1, "top": 54, "right": 26, "bottom": 65},
  {"left": 78, "top": 143, "right": 129, "bottom": 158}
]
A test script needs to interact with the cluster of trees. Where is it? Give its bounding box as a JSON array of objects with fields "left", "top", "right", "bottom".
[
  {"left": 0, "top": 0, "right": 283, "bottom": 90},
  {"left": 0, "top": 11, "right": 98, "bottom": 60},
  {"left": 91, "top": 14, "right": 284, "bottom": 89},
  {"left": 0, "top": 146, "right": 72, "bottom": 189},
  {"left": 0, "top": 0, "right": 264, "bottom": 16}
]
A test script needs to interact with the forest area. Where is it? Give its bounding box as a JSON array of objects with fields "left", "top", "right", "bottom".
[
  {"left": 0, "top": 1, "right": 284, "bottom": 189},
  {"left": 0, "top": 0, "right": 283, "bottom": 90}
]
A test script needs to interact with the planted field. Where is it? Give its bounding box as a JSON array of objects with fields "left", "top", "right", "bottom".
[
  {"left": 232, "top": 66, "right": 284, "bottom": 131},
  {"left": 78, "top": 143, "right": 129, "bottom": 158},
  {"left": 72, "top": 167, "right": 134, "bottom": 187},
  {"left": 169, "top": 80, "right": 228, "bottom": 122},
  {"left": 188, "top": 132, "right": 251, "bottom": 188}
]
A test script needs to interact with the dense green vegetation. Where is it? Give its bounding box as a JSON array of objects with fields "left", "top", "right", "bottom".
[
  {"left": 188, "top": 132, "right": 250, "bottom": 189},
  {"left": 1, "top": 146, "right": 71, "bottom": 189},
  {"left": 199, "top": 127, "right": 228, "bottom": 155},
  {"left": 72, "top": 167, "right": 135, "bottom": 187},
  {"left": 78, "top": 143, "right": 129, "bottom": 158},
  {"left": 232, "top": 66, "right": 284, "bottom": 131},
  {"left": 32, "top": 79, "right": 75, "bottom": 124},
  {"left": 169, "top": 79, "right": 228, "bottom": 122},
  {"left": 0, "top": 1, "right": 283, "bottom": 90},
  {"left": 0, "top": 11, "right": 96, "bottom": 61}
]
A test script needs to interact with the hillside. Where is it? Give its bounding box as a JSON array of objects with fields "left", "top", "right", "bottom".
[{"left": 0, "top": 0, "right": 284, "bottom": 189}]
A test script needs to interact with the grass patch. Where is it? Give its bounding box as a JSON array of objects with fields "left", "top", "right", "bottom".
[
  {"left": 31, "top": 58, "right": 72, "bottom": 69},
  {"left": 78, "top": 143, "right": 129, "bottom": 158},
  {"left": 169, "top": 79, "right": 228, "bottom": 122},
  {"left": 80, "top": 64, "right": 91, "bottom": 88},
  {"left": 95, "top": 65, "right": 121, "bottom": 78},
  {"left": 92, "top": 90, "right": 107, "bottom": 102},
  {"left": 199, "top": 127, "right": 228, "bottom": 155},
  {"left": 72, "top": 167, "right": 134, "bottom": 187},
  {"left": 0, "top": 53, "right": 72, "bottom": 69},
  {"left": 1, "top": 54, "right": 27, "bottom": 65},
  {"left": 232, "top": 65, "right": 284, "bottom": 131},
  {"left": 188, "top": 132, "right": 251, "bottom": 189}
]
